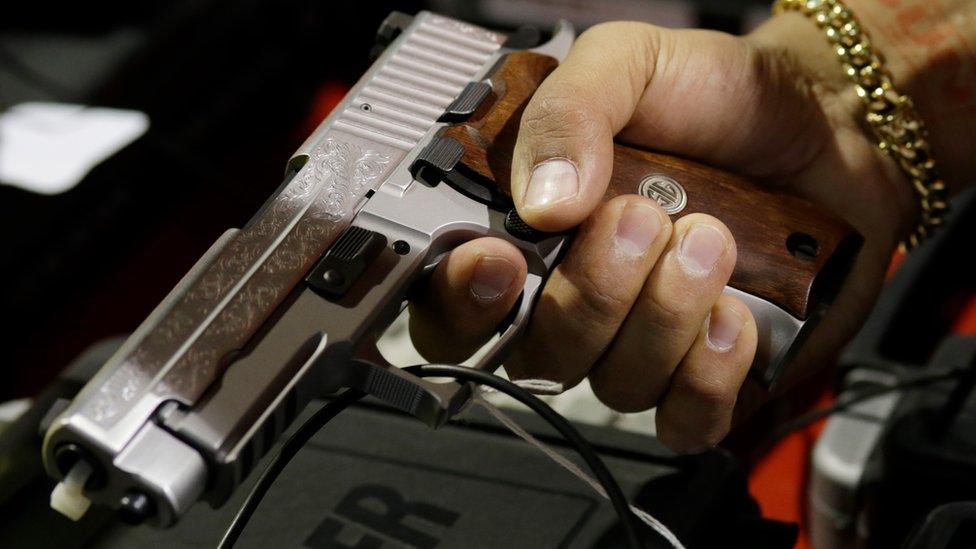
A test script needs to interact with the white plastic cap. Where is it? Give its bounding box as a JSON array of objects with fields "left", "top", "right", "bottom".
[{"left": 50, "top": 460, "right": 93, "bottom": 521}]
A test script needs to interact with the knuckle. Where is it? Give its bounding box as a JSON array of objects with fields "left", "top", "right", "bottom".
[
  {"left": 579, "top": 21, "right": 657, "bottom": 48},
  {"left": 567, "top": 266, "right": 632, "bottom": 323},
  {"left": 642, "top": 287, "right": 694, "bottom": 332},
  {"left": 521, "top": 91, "right": 600, "bottom": 143}
]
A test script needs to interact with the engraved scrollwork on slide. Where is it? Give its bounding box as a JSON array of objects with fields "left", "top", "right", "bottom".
[
  {"left": 155, "top": 138, "right": 390, "bottom": 400},
  {"left": 85, "top": 137, "right": 392, "bottom": 423}
]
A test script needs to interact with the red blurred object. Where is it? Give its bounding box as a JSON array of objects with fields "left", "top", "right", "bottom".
[
  {"left": 748, "top": 394, "right": 830, "bottom": 549},
  {"left": 952, "top": 296, "right": 976, "bottom": 335},
  {"left": 747, "top": 250, "right": 976, "bottom": 548},
  {"left": 302, "top": 82, "right": 350, "bottom": 138}
]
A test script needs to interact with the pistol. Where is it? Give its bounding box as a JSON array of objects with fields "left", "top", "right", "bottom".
[{"left": 42, "top": 11, "right": 860, "bottom": 526}]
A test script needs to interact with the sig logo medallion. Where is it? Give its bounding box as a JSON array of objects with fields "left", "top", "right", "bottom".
[{"left": 638, "top": 174, "right": 687, "bottom": 214}]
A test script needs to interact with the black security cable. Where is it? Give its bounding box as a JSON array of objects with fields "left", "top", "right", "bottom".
[
  {"left": 407, "top": 364, "right": 644, "bottom": 548},
  {"left": 218, "top": 365, "right": 648, "bottom": 549}
]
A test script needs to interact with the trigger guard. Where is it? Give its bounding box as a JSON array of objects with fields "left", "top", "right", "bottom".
[
  {"left": 471, "top": 272, "right": 546, "bottom": 373},
  {"left": 349, "top": 271, "right": 546, "bottom": 428}
]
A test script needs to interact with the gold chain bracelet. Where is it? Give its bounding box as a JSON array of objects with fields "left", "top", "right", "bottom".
[{"left": 773, "top": 0, "right": 949, "bottom": 250}]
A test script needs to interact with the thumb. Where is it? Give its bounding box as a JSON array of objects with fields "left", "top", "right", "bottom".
[{"left": 512, "top": 22, "right": 834, "bottom": 232}]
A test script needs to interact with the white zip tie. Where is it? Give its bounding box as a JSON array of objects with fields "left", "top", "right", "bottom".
[
  {"left": 473, "top": 388, "right": 685, "bottom": 549},
  {"left": 510, "top": 378, "right": 564, "bottom": 395}
]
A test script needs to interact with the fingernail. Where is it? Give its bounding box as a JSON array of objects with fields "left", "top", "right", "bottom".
[
  {"left": 615, "top": 203, "right": 662, "bottom": 256},
  {"left": 706, "top": 305, "right": 744, "bottom": 352},
  {"left": 524, "top": 158, "right": 579, "bottom": 210},
  {"left": 678, "top": 224, "right": 727, "bottom": 276},
  {"left": 470, "top": 256, "right": 518, "bottom": 304}
]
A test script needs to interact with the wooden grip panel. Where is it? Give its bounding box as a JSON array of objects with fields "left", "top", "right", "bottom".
[{"left": 444, "top": 52, "right": 861, "bottom": 320}]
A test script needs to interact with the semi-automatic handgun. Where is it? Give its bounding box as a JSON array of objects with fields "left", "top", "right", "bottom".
[{"left": 41, "top": 11, "right": 860, "bottom": 526}]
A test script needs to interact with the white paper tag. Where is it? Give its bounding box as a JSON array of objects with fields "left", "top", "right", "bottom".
[{"left": 0, "top": 102, "right": 149, "bottom": 195}]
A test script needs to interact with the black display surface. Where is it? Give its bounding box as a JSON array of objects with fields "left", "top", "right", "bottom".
[{"left": 91, "top": 404, "right": 657, "bottom": 548}]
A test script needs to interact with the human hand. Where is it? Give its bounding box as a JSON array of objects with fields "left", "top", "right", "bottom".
[{"left": 408, "top": 16, "right": 918, "bottom": 452}]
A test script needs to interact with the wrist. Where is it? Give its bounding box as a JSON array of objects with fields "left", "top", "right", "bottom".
[
  {"left": 747, "top": 11, "right": 850, "bottom": 96},
  {"left": 840, "top": 0, "right": 920, "bottom": 84},
  {"left": 747, "top": 11, "right": 918, "bottom": 250},
  {"left": 819, "top": 0, "right": 976, "bottom": 189}
]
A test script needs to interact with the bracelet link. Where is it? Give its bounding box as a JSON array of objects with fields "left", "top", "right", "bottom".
[{"left": 773, "top": 0, "right": 949, "bottom": 249}]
